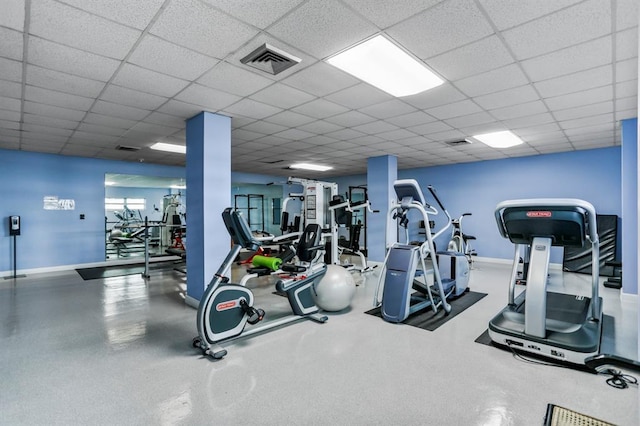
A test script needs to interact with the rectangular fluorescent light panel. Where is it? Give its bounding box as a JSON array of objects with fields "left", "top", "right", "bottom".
[
  {"left": 326, "top": 35, "right": 444, "bottom": 97},
  {"left": 150, "top": 142, "right": 186, "bottom": 154},
  {"left": 290, "top": 163, "right": 333, "bottom": 172},
  {"left": 472, "top": 131, "right": 524, "bottom": 148}
]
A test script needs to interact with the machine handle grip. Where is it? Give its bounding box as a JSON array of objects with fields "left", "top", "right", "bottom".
[{"left": 427, "top": 185, "right": 446, "bottom": 212}]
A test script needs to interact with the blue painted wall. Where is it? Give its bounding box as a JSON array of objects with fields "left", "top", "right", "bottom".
[
  {"left": 0, "top": 149, "right": 184, "bottom": 273},
  {"left": 335, "top": 147, "right": 621, "bottom": 265},
  {"left": 621, "top": 118, "right": 637, "bottom": 296}
]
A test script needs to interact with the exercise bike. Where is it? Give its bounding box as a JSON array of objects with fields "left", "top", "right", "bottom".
[
  {"left": 447, "top": 213, "right": 477, "bottom": 266},
  {"left": 373, "top": 179, "right": 470, "bottom": 323},
  {"left": 192, "top": 208, "right": 328, "bottom": 359}
]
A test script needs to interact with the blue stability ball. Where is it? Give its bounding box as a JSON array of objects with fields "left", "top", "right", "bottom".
[{"left": 313, "top": 264, "right": 356, "bottom": 311}]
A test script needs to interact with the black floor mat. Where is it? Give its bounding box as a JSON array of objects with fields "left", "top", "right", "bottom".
[
  {"left": 76, "top": 262, "right": 177, "bottom": 280},
  {"left": 365, "top": 290, "right": 487, "bottom": 331}
]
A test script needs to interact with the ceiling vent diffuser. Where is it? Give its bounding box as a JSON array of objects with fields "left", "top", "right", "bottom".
[
  {"left": 240, "top": 43, "right": 301, "bottom": 75},
  {"left": 445, "top": 139, "right": 472, "bottom": 147}
]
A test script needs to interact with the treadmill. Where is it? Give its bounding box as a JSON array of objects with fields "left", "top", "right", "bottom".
[{"left": 488, "top": 199, "right": 602, "bottom": 366}]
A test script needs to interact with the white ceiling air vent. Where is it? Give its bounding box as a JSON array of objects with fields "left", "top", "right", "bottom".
[
  {"left": 240, "top": 43, "right": 301, "bottom": 75},
  {"left": 445, "top": 139, "right": 472, "bottom": 147},
  {"left": 116, "top": 145, "right": 141, "bottom": 152}
]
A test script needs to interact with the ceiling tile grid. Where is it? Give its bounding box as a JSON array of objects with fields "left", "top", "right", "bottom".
[{"left": 0, "top": 0, "right": 636, "bottom": 176}]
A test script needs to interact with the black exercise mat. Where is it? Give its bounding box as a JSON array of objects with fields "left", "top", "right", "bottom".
[
  {"left": 76, "top": 262, "right": 175, "bottom": 280},
  {"left": 365, "top": 290, "right": 487, "bottom": 331}
]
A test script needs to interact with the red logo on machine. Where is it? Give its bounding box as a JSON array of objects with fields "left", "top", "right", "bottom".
[
  {"left": 526, "top": 211, "right": 552, "bottom": 218},
  {"left": 216, "top": 300, "right": 238, "bottom": 311}
]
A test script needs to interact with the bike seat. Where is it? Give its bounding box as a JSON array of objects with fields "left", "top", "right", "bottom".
[{"left": 462, "top": 234, "right": 476, "bottom": 241}]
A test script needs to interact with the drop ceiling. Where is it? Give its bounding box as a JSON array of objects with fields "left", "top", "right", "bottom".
[{"left": 0, "top": 0, "right": 637, "bottom": 178}]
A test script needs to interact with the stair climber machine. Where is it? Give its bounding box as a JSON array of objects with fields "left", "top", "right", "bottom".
[
  {"left": 373, "top": 179, "right": 470, "bottom": 323},
  {"left": 192, "top": 208, "right": 328, "bottom": 359},
  {"left": 488, "top": 199, "right": 604, "bottom": 366}
]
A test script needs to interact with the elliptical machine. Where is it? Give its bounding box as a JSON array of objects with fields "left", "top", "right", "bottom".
[
  {"left": 373, "top": 179, "right": 469, "bottom": 323},
  {"left": 192, "top": 208, "right": 328, "bottom": 359}
]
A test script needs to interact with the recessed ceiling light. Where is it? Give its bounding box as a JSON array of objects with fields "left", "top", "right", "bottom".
[
  {"left": 104, "top": 181, "right": 115, "bottom": 186},
  {"left": 290, "top": 163, "right": 333, "bottom": 172},
  {"left": 326, "top": 35, "right": 444, "bottom": 97},
  {"left": 471, "top": 131, "right": 524, "bottom": 148},
  {"left": 150, "top": 142, "right": 186, "bottom": 154}
]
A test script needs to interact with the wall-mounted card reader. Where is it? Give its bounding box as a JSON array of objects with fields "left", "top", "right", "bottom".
[{"left": 9, "top": 216, "right": 20, "bottom": 236}]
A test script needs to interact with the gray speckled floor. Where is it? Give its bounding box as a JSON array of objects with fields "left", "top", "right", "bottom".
[{"left": 1, "top": 260, "right": 637, "bottom": 425}]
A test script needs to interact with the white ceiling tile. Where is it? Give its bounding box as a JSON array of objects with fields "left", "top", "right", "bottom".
[
  {"left": 150, "top": 0, "right": 258, "bottom": 58},
  {"left": 22, "top": 113, "right": 78, "bottom": 129},
  {"left": 545, "top": 85, "right": 612, "bottom": 110},
  {"left": 568, "top": 130, "right": 614, "bottom": 141},
  {"left": 518, "top": 129, "right": 565, "bottom": 141},
  {"left": 302, "top": 135, "right": 339, "bottom": 145},
  {"left": 616, "top": 79, "right": 637, "bottom": 96},
  {"left": 25, "top": 85, "right": 94, "bottom": 110},
  {"left": 615, "top": 96, "right": 637, "bottom": 111},
  {"left": 26, "top": 65, "right": 105, "bottom": 98},
  {"left": 23, "top": 123, "right": 73, "bottom": 137},
  {"left": 0, "top": 58, "right": 22, "bottom": 83},
  {"left": 444, "top": 112, "right": 497, "bottom": 128},
  {"left": 325, "top": 83, "right": 393, "bottom": 109},
  {"left": 297, "top": 120, "right": 343, "bottom": 135},
  {"left": 265, "top": 111, "right": 317, "bottom": 127},
  {"left": 343, "top": 0, "right": 440, "bottom": 28},
  {"left": 376, "top": 128, "right": 418, "bottom": 141},
  {"left": 427, "top": 129, "right": 466, "bottom": 141},
  {"left": 128, "top": 35, "right": 218, "bottom": 80},
  {"left": 616, "top": 27, "right": 638, "bottom": 61},
  {"left": 0, "top": 27, "right": 23, "bottom": 61},
  {"left": 157, "top": 100, "right": 204, "bottom": 118},
  {"left": 126, "top": 122, "right": 179, "bottom": 137},
  {"left": 490, "top": 100, "right": 549, "bottom": 120},
  {"left": 27, "top": 37, "right": 120, "bottom": 82},
  {"left": 0, "top": 109, "right": 20, "bottom": 122},
  {"left": 344, "top": 134, "right": 385, "bottom": 145},
  {"left": 0, "top": 80, "right": 21, "bottom": 98},
  {"left": 30, "top": 0, "right": 141, "bottom": 59},
  {"left": 474, "top": 85, "right": 540, "bottom": 110},
  {"left": 0, "top": 0, "right": 25, "bottom": 31},
  {"left": 0, "top": 119, "right": 21, "bottom": 130},
  {"left": 351, "top": 120, "right": 399, "bottom": 135},
  {"left": 21, "top": 142, "right": 64, "bottom": 153},
  {"left": 554, "top": 101, "right": 614, "bottom": 121},
  {"left": 57, "top": 0, "right": 164, "bottom": 30},
  {"left": 388, "top": 0, "right": 493, "bottom": 59},
  {"left": 454, "top": 64, "right": 528, "bottom": 98},
  {"left": 84, "top": 113, "right": 137, "bottom": 130},
  {"left": 283, "top": 61, "right": 359, "bottom": 97},
  {"left": 0, "top": 97, "right": 21, "bottom": 112},
  {"left": 268, "top": 0, "right": 377, "bottom": 59},
  {"left": 426, "top": 99, "right": 483, "bottom": 120},
  {"left": 232, "top": 128, "right": 265, "bottom": 141},
  {"left": 616, "top": 58, "right": 638, "bottom": 82},
  {"left": 198, "top": 61, "right": 274, "bottom": 97},
  {"left": 0, "top": 140, "right": 19, "bottom": 149},
  {"left": 325, "top": 128, "right": 366, "bottom": 140},
  {"left": 143, "top": 112, "right": 186, "bottom": 129},
  {"left": 175, "top": 84, "right": 241, "bottom": 111},
  {"left": 250, "top": 83, "right": 315, "bottom": 109},
  {"left": 241, "top": 120, "right": 288, "bottom": 135},
  {"left": 478, "top": 0, "right": 583, "bottom": 30},
  {"left": 77, "top": 122, "right": 127, "bottom": 137},
  {"left": 386, "top": 111, "right": 437, "bottom": 128},
  {"left": 112, "top": 64, "right": 189, "bottom": 98},
  {"left": 358, "top": 100, "right": 417, "bottom": 120},
  {"left": 501, "top": 113, "right": 557, "bottom": 129},
  {"left": 522, "top": 36, "right": 612, "bottom": 82},
  {"left": 616, "top": 0, "right": 639, "bottom": 31},
  {"left": 272, "top": 128, "right": 316, "bottom": 140},
  {"left": 457, "top": 122, "right": 506, "bottom": 136},
  {"left": 92, "top": 100, "right": 150, "bottom": 120},
  {"left": 290, "top": 99, "right": 349, "bottom": 119},
  {"left": 100, "top": 85, "right": 168, "bottom": 110},
  {"left": 223, "top": 98, "right": 283, "bottom": 120},
  {"left": 559, "top": 113, "right": 614, "bottom": 130},
  {"left": 533, "top": 65, "right": 612, "bottom": 98},
  {"left": 429, "top": 35, "right": 514, "bottom": 81},
  {"left": 615, "top": 109, "right": 637, "bottom": 120},
  {"left": 402, "top": 83, "right": 466, "bottom": 109},
  {"left": 202, "top": 0, "right": 304, "bottom": 29},
  {"left": 324, "top": 111, "right": 378, "bottom": 127},
  {"left": 407, "top": 121, "right": 452, "bottom": 135},
  {"left": 23, "top": 101, "right": 86, "bottom": 121},
  {"left": 502, "top": 0, "right": 610, "bottom": 60},
  {"left": 564, "top": 123, "right": 615, "bottom": 136},
  {"left": 59, "top": 143, "right": 103, "bottom": 157}
]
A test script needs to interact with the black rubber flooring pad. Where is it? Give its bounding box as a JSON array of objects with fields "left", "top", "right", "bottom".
[
  {"left": 365, "top": 290, "right": 487, "bottom": 331},
  {"left": 76, "top": 262, "right": 175, "bottom": 280}
]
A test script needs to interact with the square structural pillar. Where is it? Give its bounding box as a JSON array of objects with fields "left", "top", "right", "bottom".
[
  {"left": 185, "top": 112, "right": 231, "bottom": 306},
  {"left": 367, "top": 155, "right": 397, "bottom": 262},
  {"left": 621, "top": 118, "right": 638, "bottom": 297}
]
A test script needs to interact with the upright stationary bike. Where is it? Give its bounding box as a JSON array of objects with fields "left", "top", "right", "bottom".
[{"left": 192, "top": 208, "right": 328, "bottom": 359}]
